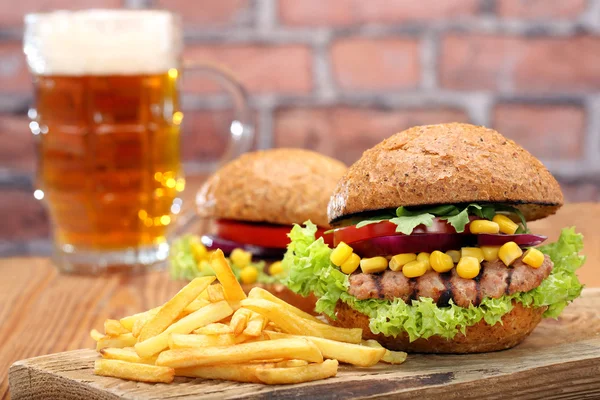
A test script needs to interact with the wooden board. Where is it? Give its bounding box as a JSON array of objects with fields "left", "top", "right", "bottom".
[{"left": 9, "top": 289, "right": 600, "bottom": 400}]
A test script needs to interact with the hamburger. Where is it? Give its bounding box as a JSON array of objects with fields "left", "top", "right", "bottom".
[
  {"left": 283, "top": 123, "right": 585, "bottom": 353},
  {"left": 169, "top": 148, "right": 347, "bottom": 313}
]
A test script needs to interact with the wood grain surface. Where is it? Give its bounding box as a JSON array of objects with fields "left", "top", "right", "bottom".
[
  {"left": 1, "top": 202, "right": 599, "bottom": 399},
  {"left": 9, "top": 289, "right": 600, "bottom": 399}
]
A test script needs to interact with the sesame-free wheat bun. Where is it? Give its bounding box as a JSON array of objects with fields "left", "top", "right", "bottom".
[
  {"left": 197, "top": 148, "right": 347, "bottom": 227},
  {"left": 329, "top": 301, "right": 545, "bottom": 353},
  {"left": 328, "top": 123, "right": 563, "bottom": 224}
]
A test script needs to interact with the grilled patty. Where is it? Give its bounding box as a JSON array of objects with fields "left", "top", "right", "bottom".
[{"left": 348, "top": 255, "right": 553, "bottom": 308}]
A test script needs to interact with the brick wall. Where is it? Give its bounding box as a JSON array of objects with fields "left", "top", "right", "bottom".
[{"left": 1, "top": 0, "right": 600, "bottom": 255}]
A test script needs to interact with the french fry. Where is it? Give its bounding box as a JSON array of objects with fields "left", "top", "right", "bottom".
[
  {"left": 135, "top": 300, "right": 233, "bottom": 358},
  {"left": 180, "top": 298, "right": 210, "bottom": 317},
  {"left": 241, "top": 298, "right": 363, "bottom": 344},
  {"left": 230, "top": 308, "right": 252, "bottom": 335},
  {"left": 90, "top": 329, "right": 104, "bottom": 342},
  {"left": 275, "top": 359, "right": 309, "bottom": 368},
  {"left": 104, "top": 319, "right": 130, "bottom": 336},
  {"left": 193, "top": 323, "right": 232, "bottom": 335},
  {"left": 100, "top": 347, "right": 158, "bottom": 365},
  {"left": 94, "top": 359, "right": 174, "bottom": 383},
  {"left": 96, "top": 333, "right": 137, "bottom": 351},
  {"left": 248, "top": 287, "right": 321, "bottom": 323},
  {"left": 138, "top": 276, "right": 215, "bottom": 342},
  {"left": 168, "top": 333, "right": 250, "bottom": 349},
  {"left": 156, "top": 338, "right": 323, "bottom": 368},
  {"left": 243, "top": 314, "right": 266, "bottom": 337},
  {"left": 210, "top": 250, "right": 246, "bottom": 302},
  {"left": 267, "top": 332, "right": 385, "bottom": 367},
  {"left": 207, "top": 284, "right": 226, "bottom": 302},
  {"left": 132, "top": 317, "right": 147, "bottom": 338},
  {"left": 119, "top": 306, "right": 161, "bottom": 332},
  {"left": 362, "top": 340, "right": 407, "bottom": 364},
  {"left": 175, "top": 364, "right": 272, "bottom": 383},
  {"left": 255, "top": 359, "right": 339, "bottom": 385}
]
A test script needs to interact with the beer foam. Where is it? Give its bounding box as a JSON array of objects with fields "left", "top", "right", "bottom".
[{"left": 24, "top": 10, "right": 182, "bottom": 76}]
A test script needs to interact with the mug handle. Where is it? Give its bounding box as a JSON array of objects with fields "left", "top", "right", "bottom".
[
  {"left": 171, "top": 62, "right": 254, "bottom": 237},
  {"left": 183, "top": 60, "right": 255, "bottom": 165}
]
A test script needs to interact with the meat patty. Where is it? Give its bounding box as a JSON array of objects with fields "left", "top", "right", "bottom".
[{"left": 348, "top": 254, "right": 553, "bottom": 307}]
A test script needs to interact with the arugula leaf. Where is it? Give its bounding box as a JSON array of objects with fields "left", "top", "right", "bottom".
[
  {"left": 389, "top": 214, "right": 436, "bottom": 235},
  {"left": 355, "top": 218, "right": 393, "bottom": 229},
  {"left": 396, "top": 205, "right": 459, "bottom": 217}
]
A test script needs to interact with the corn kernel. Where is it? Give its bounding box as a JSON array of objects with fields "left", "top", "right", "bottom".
[
  {"left": 430, "top": 250, "right": 454, "bottom": 273},
  {"left": 522, "top": 248, "right": 544, "bottom": 269},
  {"left": 341, "top": 253, "right": 361, "bottom": 274},
  {"left": 240, "top": 266, "right": 258, "bottom": 284},
  {"left": 446, "top": 250, "right": 461, "bottom": 264},
  {"left": 269, "top": 261, "right": 285, "bottom": 276},
  {"left": 457, "top": 257, "right": 481, "bottom": 279},
  {"left": 330, "top": 242, "right": 353, "bottom": 266},
  {"left": 461, "top": 247, "right": 484, "bottom": 262},
  {"left": 230, "top": 248, "right": 252, "bottom": 268},
  {"left": 190, "top": 241, "right": 208, "bottom": 261},
  {"left": 493, "top": 214, "right": 519, "bottom": 235},
  {"left": 498, "top": 241, "right": 523, "bottom": 267},
  {"left": 402, "top": 260, "right": 428, "bottom": 278},
  {"left": 417, "top": 252, "right": 431, "bottom": 270},
  {"left": 360, "top": 256, "right": 388, "bottom": 274},
  {"left": 389, "top": 253, "right": 417, "bottom": 272},
  {"left": 481, "top": 246, "right": 500, "bottom": 262},
  {"left": 469, "top": 220, "right": 500, "bottom": 234}
]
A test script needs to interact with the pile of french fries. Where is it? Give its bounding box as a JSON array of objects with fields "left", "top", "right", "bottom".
[{"left": 90, "top": 249, "right": 406, "bottom": 385}]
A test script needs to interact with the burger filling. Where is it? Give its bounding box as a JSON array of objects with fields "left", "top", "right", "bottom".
[
  {"left": 282, "top": 204, "right": 584, "bottom": 342},
  {"left": 169, "top": 220, "right": 332, "bottom": 284}
]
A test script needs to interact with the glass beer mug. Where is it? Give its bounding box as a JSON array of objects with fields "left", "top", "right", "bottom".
[{"left": 23, "top": 10, "right": 253, "bottom": 274}]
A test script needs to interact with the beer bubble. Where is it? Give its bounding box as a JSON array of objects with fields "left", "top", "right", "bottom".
[{"left": 33, "top": 189, "right": 44, "bottom": 200}]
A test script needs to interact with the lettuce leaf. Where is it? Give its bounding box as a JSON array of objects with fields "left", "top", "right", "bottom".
[{"left": 282, "top": 224, "right": 584, "bottom": 341}]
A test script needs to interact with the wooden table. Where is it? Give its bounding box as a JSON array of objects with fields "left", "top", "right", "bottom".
[{"left": 1, "top": 202, "right": 599, "bottom": 399}]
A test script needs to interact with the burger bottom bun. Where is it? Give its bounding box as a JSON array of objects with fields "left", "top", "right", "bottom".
[
  {"left": 241, "top": 283, "right": 317, "bottom": 316},
  {"left": 329, "top": 301, "right": 545, "bottom": 353}
]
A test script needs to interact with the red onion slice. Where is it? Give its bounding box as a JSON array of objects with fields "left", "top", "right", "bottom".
[
  {"left": 349, "top": 234, "right": 477, "bottom": 258},
  {"left": 477, "top": 234, "right": 547, "bottom": 247}
]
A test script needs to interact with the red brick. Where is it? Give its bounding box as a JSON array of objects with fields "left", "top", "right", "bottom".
[
  {"left": 274, "top": 107, "right": 470, "bottom": 165},
  {"left": 0, "top": 114, "right": 36, "bottom": 173},
  {"left": 0, "top": 0, "right": 121, "bottom": 27},
  {"left": 155, "top": 0, "right": 250, "bottom": 27},
  {"left": 278, "top": 0, "right": 478, "bottom": 26},
  {"left": 183, "top": 45, "right": 312, "bottom": 94},
  {"left": 440, "top": 35, "right": 600, "bottom": 92},
  {"left": 0, "top": 42, "right": 32, "bottom": 92},
  {"left": 492, "top": 104, "right": 585, "bottom": 160},
  {"left": 0, "top": 190, "right": 49, "bottom": 241},
  {"left": 331, "top": 38, "right": 420, "bottom": 90},
  {"left": 498, "top": 0, "right": 587, "bottom": 19}
]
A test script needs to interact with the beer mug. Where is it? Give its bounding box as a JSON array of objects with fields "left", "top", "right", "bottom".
[{"left": 23, "top": 10, "right": 253, "bottom": 274}]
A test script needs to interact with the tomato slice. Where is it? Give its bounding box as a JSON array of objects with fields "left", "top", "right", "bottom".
[
  {"left": 332, "top": 217, "right": 477, "bottom": 246},
  {"left": 216, "top": 220, "right": 332, "bottom": 249}
]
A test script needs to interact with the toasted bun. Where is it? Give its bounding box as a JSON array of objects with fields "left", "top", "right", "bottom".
[
  {"left": 328, "top": 123, "right": 563, "bottom": 223},
  {"left": 197, "top": 149, "right": 347, "bottom": 227},
  {"left": 241, "top": 283, "right": 317, "bottom": 315},
  {"left": 329, "top": 301, "right": 545, "bottom": 353}
]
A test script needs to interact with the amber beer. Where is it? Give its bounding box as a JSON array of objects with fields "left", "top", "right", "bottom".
[
  {"left": 24, "top": 10, "right": 186, "bottom": 272},
  {"left": 35, "top": 72, "right": 183, "bottom": 250}
]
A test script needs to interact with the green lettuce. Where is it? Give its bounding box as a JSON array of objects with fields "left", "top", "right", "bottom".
[
  {"left": 353, "top": 203, "right": 529, "bottom": 235},
  {"left": 282, "top": 222, "right": 584, "bottom": 342},
  {"left": 169, "top": 234, "right": 277, "bottom": 284}
]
